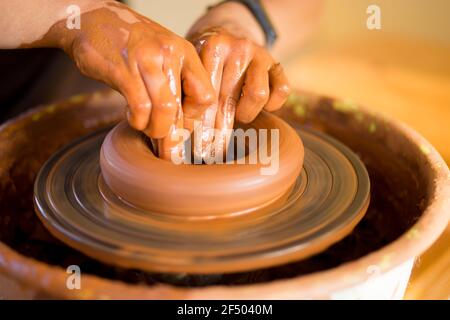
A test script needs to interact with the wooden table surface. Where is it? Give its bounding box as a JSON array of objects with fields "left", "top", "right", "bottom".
[{"left": 285, "top": 35, "right": 450, "bottom": 299}]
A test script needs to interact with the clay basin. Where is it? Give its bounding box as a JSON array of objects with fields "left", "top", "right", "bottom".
[{"left": 0, "top": 90, "right": 449, "bottom": 299}]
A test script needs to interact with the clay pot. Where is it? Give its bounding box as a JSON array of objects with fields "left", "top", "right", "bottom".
[{"left": 0, "top": 90, "right": 449, "bottom": 299}]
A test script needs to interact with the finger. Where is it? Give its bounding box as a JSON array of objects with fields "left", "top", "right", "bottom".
[
  {"left": 198, "top": 40, "right": 226, "bottom": 128},
  {"left": 199, "top": 40, "right": 227, "bottom": 93},
  {"left": 157, "top": 106, "right": 184, "bottom": 161},
  {"left": 138, "top": 61, "right": 179, "bottom": 139},
  {"left": 216, "top": 47, "right": 253, "bottom": 130},
  {"left": 157, "top": 58, "right": 185, "bottom": 161},
  {"left": 194, "top": 42, "right": 227, "bottom": 160},
  {"left": 214, "top": 48, "right": 253, "bottom": 158},
  {"left": 119, "top": 74, "right": 152, "bottom": 131},
  {"left": 264, "top": 63, "right": 291, "bottom": 112},
  {"left": 235, "top": 56, "right": 271, "bottom": 124},
  {"left": 181, "top": 43, "right": 216, "bottom": 132}
]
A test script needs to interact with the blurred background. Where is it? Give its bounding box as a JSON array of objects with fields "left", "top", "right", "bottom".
[{"left": 126, "top": 0, "right": 450, "bottom": 300}]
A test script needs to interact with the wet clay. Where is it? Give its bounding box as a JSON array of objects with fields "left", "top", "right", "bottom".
[{"left": 100, "top": 112, "right": 304, "bottom": 217}]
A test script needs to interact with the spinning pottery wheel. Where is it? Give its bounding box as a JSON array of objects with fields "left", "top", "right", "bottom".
[{"left": 34, "top": 112, "right": 370, "bottom": 274}]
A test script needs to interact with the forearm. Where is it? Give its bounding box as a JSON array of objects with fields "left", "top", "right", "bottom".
[
  {"left": 187, "top": 0, "right": 323, "bottom": 59},
  {"left": 263, "top": 0, "right": 322, "bottom": 58},
  {"left": 0, "top": 0, "right": 107, "bottom": 48}
]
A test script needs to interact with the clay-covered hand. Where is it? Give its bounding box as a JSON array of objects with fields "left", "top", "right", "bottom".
[
  {"left": 186, "top": 25, "right": 291, "bottom": 158},
  {"left": 54, "top": 2, "right": 215, "bottom": 140},
  {"left": 191, "top": 27, "right": 290, "bottom": 122}
]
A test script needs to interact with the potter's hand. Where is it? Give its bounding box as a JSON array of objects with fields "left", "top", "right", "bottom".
[
  {"left": 189, "top": 27, "right": 290, "bottom": 123},
  {"left": 58, "top": 2, "right": 215, "bottom": 139},
  {"left": 187, "top": 2, "right": 291, "bottom": 158}
]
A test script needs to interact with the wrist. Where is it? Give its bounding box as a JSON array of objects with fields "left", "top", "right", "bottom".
[
  {"left": 39, "top": 0, "right": 111, "bottom": 50},
  {"left": 187, "top": 1, "right": 265, "bottom": 46}
]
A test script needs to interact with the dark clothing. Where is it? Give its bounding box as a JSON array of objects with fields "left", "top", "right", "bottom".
[{"left": 0, "top": 49, "right": 106, "bottom": 123}]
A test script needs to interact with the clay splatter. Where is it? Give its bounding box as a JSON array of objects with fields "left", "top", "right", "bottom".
[
  {"left": 293, "top": 103, "right": 306, "bottom": 117},
  {"left": 68, "top": 94, "right": 87, "bottom": 105},
  {"left": 286, "top": 93, "right": 308, "bottom": 117},
  {"left": 406, "top": 227, "right": 420, "bottom": 240},
  {"left": 420, "top": 144, "right": 431, "bottom": 155},
  {"left": 379, "top": 254, "right": 392, "bottom": 269},
  {"left": 332, "top": 99, "right": 358, "bottom": 113},
  {"left": 31, "top": 113, "right": 41, "bottom": 122},
  {"left": 45, "top": 104, "right": 57, "bottom": 114}
]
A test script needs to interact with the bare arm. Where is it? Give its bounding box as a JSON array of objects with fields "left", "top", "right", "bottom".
[{"left": 188, "top": 0, "right": 323, "bottom": 60}]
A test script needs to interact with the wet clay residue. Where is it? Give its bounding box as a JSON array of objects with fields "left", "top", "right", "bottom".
[{"left": 0, "top": 92, "right": 426, "bottom": 287}]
